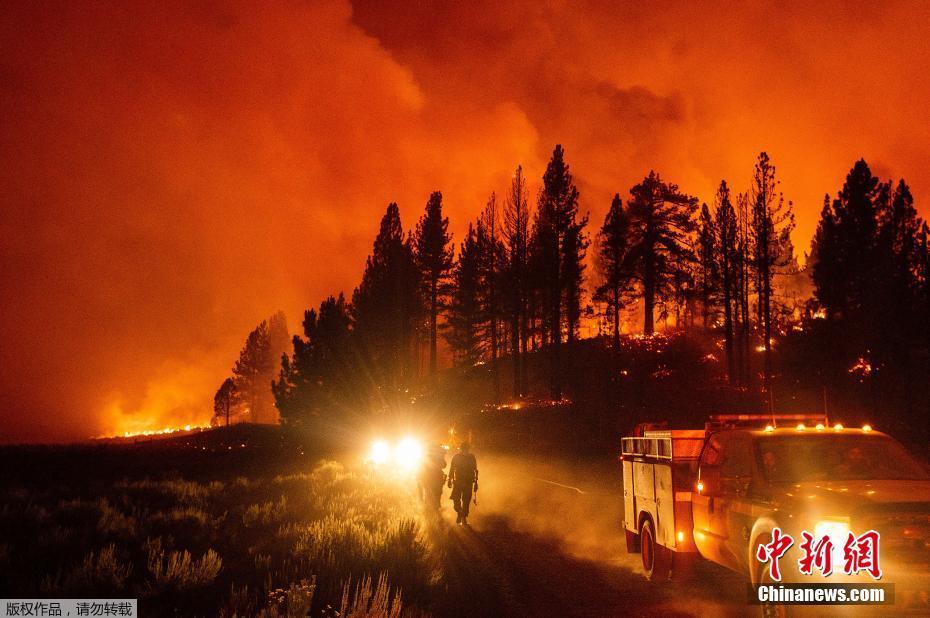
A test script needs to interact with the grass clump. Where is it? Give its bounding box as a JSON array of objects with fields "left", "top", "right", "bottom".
[
  {"left": 339, "top": 573, "right": 403, "bottom": 618},
  {"left": 242, "top": 496, "right": 287, "bottom": 528},
  {"left": 48, "top": 544, "right": 133, "bottom": 593},
  {"left": 146, "top": 540, "right": 222, "bottom": 591}
]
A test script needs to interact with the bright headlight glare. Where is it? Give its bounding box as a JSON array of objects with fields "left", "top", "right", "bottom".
[
  {"left": 814, "top": 518, "right": 851, "bottom": 565},
  {"left": 368, "top": 439, "right": 391, "bottom": 465},
  {"left": 394, "top": 437, "right": 424, "bottom": 470},
  {"left": 814, "top": 518, "right": 850, "bottom": 541}
]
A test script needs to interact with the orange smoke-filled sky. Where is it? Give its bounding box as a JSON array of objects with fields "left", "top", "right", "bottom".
[{"left": 1, "top": 0, "right": 929, "bottom": 442}]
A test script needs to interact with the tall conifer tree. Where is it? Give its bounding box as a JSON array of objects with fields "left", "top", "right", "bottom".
[
  {"left": 413, "top": 192, "right": 454, "bottom": 375},
  {"left": 626, "top": 171, "right": 698, "bottom": 335}
]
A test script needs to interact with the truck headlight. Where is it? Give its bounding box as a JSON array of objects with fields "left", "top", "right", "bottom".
[
  {"left": 368, "top": 439, "right": 391, "bottom": 465},
  {"left": 814, "top": 518, "right": 850, "bottom": 541},
  {"left": 814, "top": 517, "right": 850, "bottom": 565},
  {"left": 394, "top": 437, "right": 424, "bottom": 471}
]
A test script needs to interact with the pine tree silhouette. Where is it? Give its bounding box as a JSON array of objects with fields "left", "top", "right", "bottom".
[
  {"left": 232, "top": 320, "right": 275, "bottom": 423},
  {"left": 697, "top": 202, "right": 718, "bottom": 328},
  {"left": 477, "top": 194, "right": 506, "bottom": 401},
  {"left": 594, "top": 194, "right": 634, "bottom": 348},
  {"left": 535, "top": 145, "right": 582, "bottom": 398},
  {"left": 713, "top": 181, "right": 739, "bottom": 384},
  {"left": 273, "top": 295, "right": 352, "bottom": 425},
  {"left": 503, "top": 165, "right": 531, "bottom": 397},
  {"left": 213, "top": 378, "right": 236, "bottom": 427},
  {"left": 352, "top": 203, "right": 422, "bottom": 404},
  {"left": 878, "top": 179, "right": 922, "bottom": 358},
  {"left": 444, "top": 223, "right": 484, "bottom": 366},
  {"left": 626, "top": 171, "right": 698, "bottom": 335},
  {"left": 749, "top": 152, "right": 794, "bottom": 389},
  {"left": 813, "top": 160, "right": 883, "bottom": 324},
  {"left": 413, "top": 191, "right": 454, "bottom": 376}
]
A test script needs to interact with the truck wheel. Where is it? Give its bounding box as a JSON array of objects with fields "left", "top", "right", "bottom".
[
  {"left": 754, "top": 539, "right": 791, "bottom": 618},
  {"left": 758, "top": 566, "right": 791, "bottom": 618},
  {"left": 640, "top": 519, "right": 671, "bottom": 581}
]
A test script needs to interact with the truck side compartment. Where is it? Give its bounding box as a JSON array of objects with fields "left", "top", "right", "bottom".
[{"left": 621, "top": 430, "right": 704, "bottom": 579}]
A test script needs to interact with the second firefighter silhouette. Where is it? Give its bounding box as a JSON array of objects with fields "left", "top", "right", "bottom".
[
  {"left": 418, "top": 444, "right": 447, "bottom": 510},
  {"left": 447, "top": 442, "right": 478, "bottom": 525}
]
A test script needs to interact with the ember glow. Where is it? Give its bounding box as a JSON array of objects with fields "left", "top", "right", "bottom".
[
  {"left": 112, "top": 425, "right": 210, "bottom": 440},
  {"left": 2, "top": 1, "right": 930, "bottom": 442},
  {"left": 849, "top": 357, "right": 875, "bottom": 379}
]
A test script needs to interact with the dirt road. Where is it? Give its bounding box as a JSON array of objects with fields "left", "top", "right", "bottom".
[{"left": 432, "top": 452, "right": 748, "bottom": 617}]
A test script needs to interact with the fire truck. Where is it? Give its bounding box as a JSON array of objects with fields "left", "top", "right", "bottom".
[{"left": 621, "top": 414, "right": 930, "bottom": 588}]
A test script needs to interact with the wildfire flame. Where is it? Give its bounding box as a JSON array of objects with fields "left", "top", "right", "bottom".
[
  {"left": 118, "top": 424, "right": 209, "bottom": 438},
  {"left": 94, "top": 423, "right": 211, "bottom": 439},
  {"left": 96, "top": 364, "right": 215, "bottom": 440}
]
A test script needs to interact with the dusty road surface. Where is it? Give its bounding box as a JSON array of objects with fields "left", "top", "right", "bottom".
[{"left": 431, "top": 451, "right": 748, "bottom": 617}]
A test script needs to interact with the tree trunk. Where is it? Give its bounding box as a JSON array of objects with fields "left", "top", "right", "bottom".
[
  {"left": 742, "top": 269, "right": 751, "bottom": 386},
  {"left": 612, "top": 287, "right": 621, "bottom": 349},
  {"left": 733, "top": 261, "right": 740, "bottom": 382},
  {"left": 550, "top": 262, "right": 561, "bottom": 399},
  {"left": 702, "top": 283, "right": 710, "bottom": 328},
  {"left": 723, "top": 274, "right": 735, "bottom": 385},
  {"left": 519, "top": 300, "right": 529, "bottom": 395},
  {"left": 550, "top": 300, "right": 561, "bottom": 399},
  {"left": 511, "top": 309, "right": 520, "bottom": 399},
  {"left": 644, "top": 259, "right": 655, "bottom": 335},
  {"left": 491, "top": 314, "right": 500, "bottom": 402},
  {"left": 429, "top": 282, "right": 438, "bottom": 375},
  {"left": 762, "top": 263, "right": 772, "bottom": 391}
]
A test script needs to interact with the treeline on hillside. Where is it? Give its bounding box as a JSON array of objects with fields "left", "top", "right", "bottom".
[{"left": 214, "top": 145, "right": 928, "bottom": 430}]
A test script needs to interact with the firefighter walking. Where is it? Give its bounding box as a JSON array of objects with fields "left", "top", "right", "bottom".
[
  {"left": 418, "top": 445, "right": 447, "bottom": 511},
  {"left": 447, "top": 442, "right": 478, "bottom": 525}
]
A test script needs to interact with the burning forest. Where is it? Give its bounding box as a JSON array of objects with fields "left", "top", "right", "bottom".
[{"left": 2, "top": 1, "right": 930, "bottom": 616}]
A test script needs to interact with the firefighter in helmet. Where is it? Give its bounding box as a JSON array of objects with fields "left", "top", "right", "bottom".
[
  {"left": 447, "top": 442, "right": 478, "bottom": 525},
  {"left": 418, "top": 444, "right": 447, "bottom": 510}
]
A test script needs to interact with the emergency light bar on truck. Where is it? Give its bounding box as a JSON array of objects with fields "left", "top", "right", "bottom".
[
  {"left": 705, "top": 413, "right": 828, "bottom": 431},
  {"left": 620, "top": 416, "right": 833, "bottom": 462}
]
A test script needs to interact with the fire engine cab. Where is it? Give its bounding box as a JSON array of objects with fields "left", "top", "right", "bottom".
[{"left": 622, "top": 414, "right": 930, "bottom": 586}]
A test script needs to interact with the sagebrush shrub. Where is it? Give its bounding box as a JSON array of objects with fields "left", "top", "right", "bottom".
[
  {"left": 147, "top": 545, "right": 222, "bottom": 591},
  {"left": 50, "top": 544, "right": 133, "bottom": 593}
]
